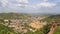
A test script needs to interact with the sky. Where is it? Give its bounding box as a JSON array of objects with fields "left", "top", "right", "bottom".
[{"left": 0, "top": 0, "right": 60, "bottom": 14}]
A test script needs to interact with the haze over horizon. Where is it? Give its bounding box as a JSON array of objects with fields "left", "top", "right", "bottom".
[{"left": 0, "top": 0, "right": 60, "bottom": 14}]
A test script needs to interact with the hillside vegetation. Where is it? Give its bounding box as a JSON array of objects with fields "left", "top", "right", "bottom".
[
  {"left": 53, "top": 26, "right": 60, "bottom": 34},
  {"left": 0, "top": 24, "right": 20, "bottom": 34},
  {"left": 0, "top": 13, "right": 27, "bottom": 19},
  {"left": 41, "top": 15, "right": 60, "bottom": 34},
  {"left": 41, "top": 15, "right": 60, "bottom": 23}
]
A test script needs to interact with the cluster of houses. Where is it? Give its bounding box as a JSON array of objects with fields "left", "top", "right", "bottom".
[{"left": 0, "top": 16, "right": 47, "bottom": 33}]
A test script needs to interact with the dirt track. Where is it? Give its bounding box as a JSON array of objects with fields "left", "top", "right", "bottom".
[{"left": 48, "top": 25, "right": 57, "bottom": 34}]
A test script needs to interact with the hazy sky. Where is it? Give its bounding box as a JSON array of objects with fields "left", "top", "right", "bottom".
[{"left": 0, "top": 0, "right": 60, "bottom": 14}]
